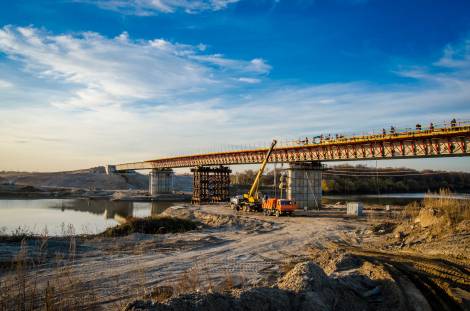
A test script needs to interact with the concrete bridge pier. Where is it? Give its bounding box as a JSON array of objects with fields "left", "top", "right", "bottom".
[
  {"left": 287, "top": 162, "right": 324, "bottom": 210},
  {"left": 149, "top": 168, "right": 174, "bottom": 196}
]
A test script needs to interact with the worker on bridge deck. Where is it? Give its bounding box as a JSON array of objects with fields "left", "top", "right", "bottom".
[
  {"left": 451, "top": 118, "right": 457, "bottom": 128},
  {"left": 430, "top": 122, "right": 435, "bottom": 131},
  {"left": 416, "top": 123, "right": 422, "bottom": 131},
  {"left": 390, "top": 126, "right": 396, "bottom": 134}
]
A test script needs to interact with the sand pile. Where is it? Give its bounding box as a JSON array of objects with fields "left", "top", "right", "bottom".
[
  {"left": 124, "top": 288, "right": 294, "bottom": 311},
  {"left": 123, "top": 257, "right": 410, "bottom": 311},
  {"left": 162, "top": 206, "right": 278, "bottom": 233},
  {"left": 390, "top": 203, "right": 470, "bottom": 259},
  {"left": 307, "top": 246, "right": 362, "bottom": 274},
  {"left": 277, "top": 262, "right": 330, "bottom": 292},
  {"left": 163, "top": 206, "right": 242, "bottom": 227}
]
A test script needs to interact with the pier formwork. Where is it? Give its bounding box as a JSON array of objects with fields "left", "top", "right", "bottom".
[
  {"left": 287, "top": 162, "right": 324, "bottom": 210},
  {"left": 191, "top": 166, "right": 231, "bottom": 204}
]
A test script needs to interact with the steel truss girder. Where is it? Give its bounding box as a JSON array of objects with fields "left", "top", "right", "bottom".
[{"left": 115, "top": 128, "right": 470, "bottom": 171}]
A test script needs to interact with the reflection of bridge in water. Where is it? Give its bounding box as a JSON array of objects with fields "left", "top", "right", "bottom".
[
  {"left": 52, "top": 200, "right": 176, "bottom": 221},
  {"left": 109, "top": 121, "right": 470, "bottom": 209}
]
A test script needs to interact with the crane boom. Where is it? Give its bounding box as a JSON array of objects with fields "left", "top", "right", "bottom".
[{"left": 244, "top": 139, "right": 277, "bottom": 201}]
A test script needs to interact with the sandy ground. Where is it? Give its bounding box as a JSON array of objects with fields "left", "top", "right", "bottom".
[
  {"left": 1, "top": 203, "right": 469, "bottom": 310},
  {"left": 0, "top": 204, "right": 367, "bottom": 305}
]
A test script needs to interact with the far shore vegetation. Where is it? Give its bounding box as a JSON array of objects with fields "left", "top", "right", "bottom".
[{"left": 231, "top": 165, "right": 470, "bottom": 195}]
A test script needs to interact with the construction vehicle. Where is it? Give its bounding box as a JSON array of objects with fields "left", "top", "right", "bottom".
[
  {"left": 231, "top": 139, "right": 277, "bottom": 212},
  {"left": 262, "top": 198, "right": 297, "bottom": 217}
]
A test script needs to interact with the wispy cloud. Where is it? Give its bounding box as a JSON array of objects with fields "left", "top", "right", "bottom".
[
  {"left": 0, "top": 79, "right": 13, "bottom": 88},
  {"left": 78, "top": 0, "right": 240, "bottom": 15},
  {"left": 238, "top": 77, "right": 261, "bottom": 84},
  {"left": 190, "top": 55, "right": 271, "bottom": 74},
  {"left": 0, "top": 26, "right": 269, "bottom": 110}
]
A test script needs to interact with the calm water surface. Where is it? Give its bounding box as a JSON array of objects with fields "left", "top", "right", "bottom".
[{"left": 0, "top": 199, "right": 180, "bottom": 236}]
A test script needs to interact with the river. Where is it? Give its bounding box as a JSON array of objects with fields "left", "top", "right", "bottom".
[
  {"left": 0, "top": 193, "right": 468, "bottom": 235},
  {"left": 0, "top": 199, "right": 180, "bottom": 236}
]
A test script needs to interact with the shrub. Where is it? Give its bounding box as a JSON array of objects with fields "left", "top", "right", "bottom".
[
  {"left": 423, "top": 189, "right": 470, "bottom": 224},
  {"left": 101, "top": 216, "right": 199, "bottom": 237}
]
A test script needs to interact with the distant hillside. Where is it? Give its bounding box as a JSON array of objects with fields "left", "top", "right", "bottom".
[
  {"left": 0, "top": 167, "right": 146, "bottom": 190},
  {"left": 0, "top": 167, "right": 194, "bottom": 192},
  {"left": 174, "top": 174, "right": 193, "bottom": 192}
]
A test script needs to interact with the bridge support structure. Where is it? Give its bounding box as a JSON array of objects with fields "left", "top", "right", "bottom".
[
  {"left": 149, "top": 168, "right": 174, "bottom": 196},
  {"left": 191, "top": 166, "right": 231, "bottom": 204},
  {"left": 287, "top": 162, "right": 324, "bottom": 210}
]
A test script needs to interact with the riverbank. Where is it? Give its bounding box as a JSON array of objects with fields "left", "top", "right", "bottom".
[{"left": 0, "top": 199, "right": 468, "bottom": 310}]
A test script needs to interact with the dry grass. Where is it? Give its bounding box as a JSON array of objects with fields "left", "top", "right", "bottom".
[
  {"left": 0, "top": 237, "right": 92, "bottom": 310},
  {"left": 169, "top": 261, "right": 243, "bottom": 301},
  {"left": 423, "top": 189, "right": 470, "bottom": 224},
  {"left": 0, "top": 225, "right": 238, "bottom": 310},
  {"left": 399, "top": 201, "right": 422, "bottom": 221},
  {"left": 397, "top": 189, "right": 470, "bottom": 224}
]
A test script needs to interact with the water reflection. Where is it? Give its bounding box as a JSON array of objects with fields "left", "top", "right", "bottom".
[
  {"left": 0, "top": 199, "right": 180, "bottom": 236},
  {"left": 49, "top": 200, "right": 176, "bottom": 219}
]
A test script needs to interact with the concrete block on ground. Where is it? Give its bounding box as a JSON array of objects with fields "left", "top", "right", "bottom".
[{"left": 347, "top": 202, "right": 363, "bottom": 216}]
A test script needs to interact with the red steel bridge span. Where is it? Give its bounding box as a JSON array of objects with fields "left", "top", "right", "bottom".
[{"left": 115, "top": 122, "right": 470, "bottom": 171}]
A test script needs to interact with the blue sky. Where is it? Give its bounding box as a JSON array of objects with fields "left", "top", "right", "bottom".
[{"left": 0, "top": 0, "right": 469, "bottom": 172}]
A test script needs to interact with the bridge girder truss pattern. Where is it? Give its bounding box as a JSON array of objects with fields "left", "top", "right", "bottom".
[{"left": 115, "top": 126, "right": 470, "bottom": 171}]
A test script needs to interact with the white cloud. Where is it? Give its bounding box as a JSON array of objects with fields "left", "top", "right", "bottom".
[
  {"left": 248, "top": 58, "right": 271, "bottom": 73},
  {"left": 238, "top": 77, "right": 261, "bottom": 84},
  {"left": 190, "top": 54, "right": 271, "bottom": 74},
  {"left": 0, "top": 26, "right": 268, "bottom": 110},
  {"left": 434, "top": 39, "right": 470, "bottom": 70},
  {"left": 80, "top": 0, "right": 240, "bottom": 15},
  {"left": 0, "top": 79, "right": 13, "bottom": 88}
]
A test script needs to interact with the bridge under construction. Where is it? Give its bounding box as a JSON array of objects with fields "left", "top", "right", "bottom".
[{"left": 109, "top": 120, "right": 470, "bottom": 208}]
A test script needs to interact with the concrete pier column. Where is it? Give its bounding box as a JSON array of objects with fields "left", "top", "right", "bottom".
[
  {"left": 149, "top": 168, "right": 174, "bottom": 196},
  {"left": 287, "top": 162, "right": 323, "bottom": 210}
]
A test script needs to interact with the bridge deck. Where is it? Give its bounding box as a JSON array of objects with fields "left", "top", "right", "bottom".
[{"left": 115, "top": 124, "right": 470, "bottom": 171}]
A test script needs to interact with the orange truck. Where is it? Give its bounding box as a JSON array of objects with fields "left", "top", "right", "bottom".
[{"left": 262, "top": 198, "right": 297, "bottom": 217}]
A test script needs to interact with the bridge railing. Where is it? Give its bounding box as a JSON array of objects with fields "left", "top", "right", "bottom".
[{"left": 276, "top": 119, "right": 470, "bottom": 148}]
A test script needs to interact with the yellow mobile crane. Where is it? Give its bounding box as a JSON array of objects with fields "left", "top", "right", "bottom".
[{"left": 230, "top": 139, "right": 277, "bottom": 212}]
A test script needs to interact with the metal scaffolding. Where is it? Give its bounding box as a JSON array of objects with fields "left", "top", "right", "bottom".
[{"left": 191, "top": 166, "right": 231, "bottom": 204}]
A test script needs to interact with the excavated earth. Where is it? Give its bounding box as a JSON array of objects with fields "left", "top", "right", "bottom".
[{"left": 1, "top": 204, "right": 469, "bottom": 310}]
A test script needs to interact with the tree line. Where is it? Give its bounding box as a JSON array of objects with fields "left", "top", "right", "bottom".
[{"left": 230, "top": 165, "right": 470, "bottom": 194}]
